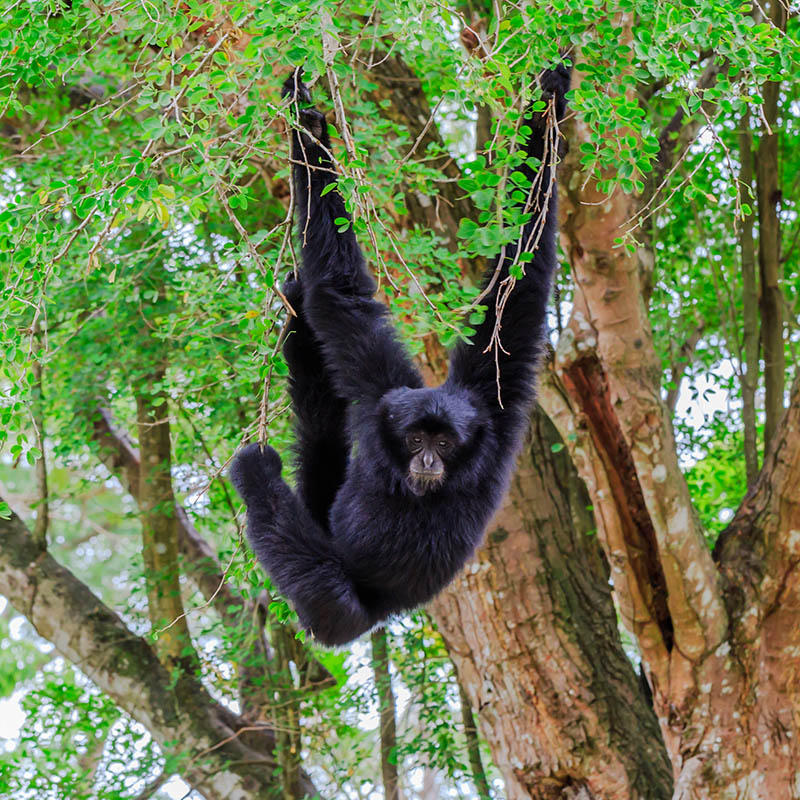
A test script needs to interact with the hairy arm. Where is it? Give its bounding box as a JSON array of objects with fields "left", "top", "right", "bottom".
[
  {"left": 284, "top": 72, "right": 423, "bottom": 405},
  {"left": 447, "top": 65, "right": 571, "bottom": 448}
]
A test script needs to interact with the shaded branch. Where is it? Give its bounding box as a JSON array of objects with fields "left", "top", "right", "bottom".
[
  {"left": 90, "top": 407, "right": 334, "bottom": 708},
  {"left": 654, "top": 58, "right": 726, "bottom": 182}
]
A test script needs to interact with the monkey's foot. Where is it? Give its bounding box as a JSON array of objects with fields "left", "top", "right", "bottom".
[{"left": 229, "top": 443, "right": 283, "bottom": 505}]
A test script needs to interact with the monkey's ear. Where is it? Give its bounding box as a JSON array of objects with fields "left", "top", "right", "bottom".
[{"left": 282, "top": 67, "right": 313, "bottom": 106}]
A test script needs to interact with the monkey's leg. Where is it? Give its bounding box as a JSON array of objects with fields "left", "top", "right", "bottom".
[
  {"left": 282, "top": 277, "right": 350, "bottom": 531},
  {"left": 230, "top": 443, "right": 375, "bottom": 646}
]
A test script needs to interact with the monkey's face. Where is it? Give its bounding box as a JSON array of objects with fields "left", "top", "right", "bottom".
[
  {"left": 378, "top": 385, "right": 482, "bottom": 496},
  {"left": 404, "top": 429, "right": 456, "bottom": 496}
]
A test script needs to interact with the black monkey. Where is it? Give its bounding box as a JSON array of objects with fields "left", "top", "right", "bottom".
[{"left": 230, "top": 65, "right": 570, "bottom": 646}]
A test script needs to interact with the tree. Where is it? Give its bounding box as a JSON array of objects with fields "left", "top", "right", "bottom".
[{"left": 1, "top": 1, "right": 798, "bottom": 798}]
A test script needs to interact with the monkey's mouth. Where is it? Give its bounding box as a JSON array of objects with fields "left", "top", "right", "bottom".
[{"left": 408, "top": 469, "right": 444, "bottom": 496}]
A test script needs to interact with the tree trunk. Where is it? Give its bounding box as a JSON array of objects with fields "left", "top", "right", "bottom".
[
  {"left": 755, "top": 0, "right": 787, "bottom": 450},
  {"left": 541, "top": 51, "right": 800, "bottom": 796},
  {"left": 739, "top": 108, "right": 760, "bottom": 486},
  {"left": 432, "top": 406, "right": 673, "bottom": 800},
  {"left": 135, "top": 363, "right": 197, "bottom": 669},
  {"left": 372, "top": 628, "right": 403, "bottom": 800}
]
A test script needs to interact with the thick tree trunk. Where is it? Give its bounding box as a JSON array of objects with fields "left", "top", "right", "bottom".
[
  {"left": 374, "top": 49, "right": 673, "bottom": 798},
  {"left": 543, "top": 52, "right": 800, "bottom": 796},
  {"left": 432, "top": 407, "right": 673, "bottom": 800}
]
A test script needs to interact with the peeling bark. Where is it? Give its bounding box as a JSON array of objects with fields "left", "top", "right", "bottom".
[{"left": 544, "top": 44, "right": 800, "bottom": 796}]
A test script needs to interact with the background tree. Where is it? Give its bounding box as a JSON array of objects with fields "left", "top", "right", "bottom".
[{"left": 1, "top": 1, "right": 798, "bottom": 798}]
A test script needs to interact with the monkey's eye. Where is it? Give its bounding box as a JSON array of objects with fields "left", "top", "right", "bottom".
[
  {"left": 437, "top": 440, "right": 452, "bottom": 451},
  {"left": 406, "top": 434, "right": 423, "bottom": 450}
]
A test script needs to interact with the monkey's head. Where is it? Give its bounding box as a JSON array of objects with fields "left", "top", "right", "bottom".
[{"left": 379, "top": 387, "right": 485, "bottom": 496}]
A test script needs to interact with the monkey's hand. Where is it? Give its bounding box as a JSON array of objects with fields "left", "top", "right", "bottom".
[
  {"left": 282, "top": 68, "right": 328, "bottom": 145},
  {"left": 281, "top": 67, "right": 312, "bottom": 105},
  {"left": 539, "top": 62, "right": 571, "bottom": 121}
]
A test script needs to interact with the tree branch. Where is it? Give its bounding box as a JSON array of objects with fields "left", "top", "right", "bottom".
[
  {"left": 654, "top": 58, "right": 726, "bottom": 182},
  {"left": 0, "top": 506, "right": 318, "bottom": 800}
]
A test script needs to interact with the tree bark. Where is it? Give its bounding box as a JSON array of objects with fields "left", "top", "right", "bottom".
[
  {"left": 0, "top": 507, "right": 318, "bottom": 800},
  {"left": 542, "top": 48, "right": 800, "bottom": 796},
  {"left": 432, "top": 407, "right": 673, "bottom": 800},
  {"left": 135, "top": 364, "right": 198, "bottom": 669},
  {"left": 91, "top": 407, "right": 333, "bottom": 715},
  {"left": 368, "top": 48, "right": 674, "bottom": 799}
]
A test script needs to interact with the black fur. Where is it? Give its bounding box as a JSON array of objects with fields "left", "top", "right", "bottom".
[{"left": 230, "top": 65, "right": 570, "bottom": 646}]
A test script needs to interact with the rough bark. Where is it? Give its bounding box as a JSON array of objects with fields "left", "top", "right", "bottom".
[
  {"left": 372, "top": 628, "right": 402, "bottom": 800},
  {"left": 432, "top": 406, "right": 673, "bottom": 800},
  {"left": 0, "top": 507, "right": 318, "bottom": 800},
  {"left": 755, "top": 0, "right": 787, "bottom": 450},
  {"left": 370, "top": 48, "right": 673, "bottom": 799},
  {"left": 706, "top": 378, "right": 800, "bottom": 798},
  {"left": 541, "top": 46, "right": 800, "bottom": 796}
]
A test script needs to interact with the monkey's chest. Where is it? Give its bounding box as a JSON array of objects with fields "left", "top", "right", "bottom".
[{"left": 331, "top": 495, "right": 480, "bottom": 601}]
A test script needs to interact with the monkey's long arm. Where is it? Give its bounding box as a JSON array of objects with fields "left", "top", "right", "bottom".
[
  {"left": 447, "top": 65, "right": 570, "bottom": 452},
  {"left": 284, "top": 74, "right": 423, "bottom": 406}
]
